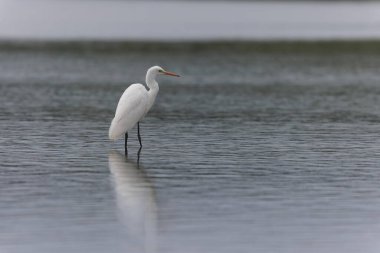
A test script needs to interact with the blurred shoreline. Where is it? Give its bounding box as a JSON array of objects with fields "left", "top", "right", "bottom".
[{"left": 1, "top": 39, "right": 380, "bottom": 53}]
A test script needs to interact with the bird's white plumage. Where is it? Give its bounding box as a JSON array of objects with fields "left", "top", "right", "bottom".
[
  {"left": 109, "top": 66, "right": 179, "bottom": 143},
  {"left": 109, "top": 83, "right": 148, "bottom": 140}
]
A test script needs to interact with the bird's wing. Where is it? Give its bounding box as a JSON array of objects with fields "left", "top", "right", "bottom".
[{"left": 109, "top": 84, "right": 149, "bottom": 140}]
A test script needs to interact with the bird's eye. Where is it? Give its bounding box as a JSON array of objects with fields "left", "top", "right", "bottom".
[{"left": 158, "top": 69, "right": 163, "bottom": 72}]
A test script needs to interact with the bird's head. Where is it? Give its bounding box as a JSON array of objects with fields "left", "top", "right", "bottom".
[{"left": 149, "top": 66, "right": 180, "bottom": 77}]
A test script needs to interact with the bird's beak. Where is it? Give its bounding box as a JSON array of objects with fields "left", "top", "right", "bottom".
[{"left": 163, "top": 70, "right": 180, "bottom": 77}]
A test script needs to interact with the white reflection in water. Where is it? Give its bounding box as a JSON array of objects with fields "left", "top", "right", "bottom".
[{"left": 108, "top": 151, "right": 157, "bottom": 253}]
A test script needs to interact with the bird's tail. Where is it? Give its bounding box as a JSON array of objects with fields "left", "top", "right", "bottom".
[
  {"left": 109, "top": 118, "right": 122, "bottom": 140},
  {"left": 109, "top": 117, "right": 137, "bottom": 141}
]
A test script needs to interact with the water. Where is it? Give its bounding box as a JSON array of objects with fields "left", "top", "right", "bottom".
[{"left": 1, "top": 41, "right": 380, "bottom": 253}]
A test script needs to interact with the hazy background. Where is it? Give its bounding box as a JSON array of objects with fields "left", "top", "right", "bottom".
[{"left": 1, "top": 0, "right": 380, "bottom": 41}]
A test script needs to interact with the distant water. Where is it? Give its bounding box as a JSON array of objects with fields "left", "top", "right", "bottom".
[
  {"left": 1, "top": 41, "right": 380, "bottom": 253},
  {"left": 1, "top": 0, "right": 380, "bottom": 40}
]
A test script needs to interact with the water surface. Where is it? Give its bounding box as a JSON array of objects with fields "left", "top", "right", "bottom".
[{"left": 1, "top": 41, "right": 380, "bottom": 253}]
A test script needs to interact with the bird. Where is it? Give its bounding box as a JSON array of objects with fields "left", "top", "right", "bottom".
[{"left": 109, "top": 66, "right": 180, "bottom": 154}]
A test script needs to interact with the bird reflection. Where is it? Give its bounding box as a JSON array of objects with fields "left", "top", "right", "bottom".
[{"left": 108, "top": 150, "right": 157, "bottom": 253}]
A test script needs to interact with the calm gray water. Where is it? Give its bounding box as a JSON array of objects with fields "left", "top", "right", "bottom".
[{"left": 1, "top": 41, "right": 380, "bottom": 253}]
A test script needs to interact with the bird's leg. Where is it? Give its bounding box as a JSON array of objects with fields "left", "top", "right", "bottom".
[
  {"left": 137, "top": 147, "right": 142, "bottom": 166},
  {"left": 125, "top": 132, "right": 128, "bottom": 155},
  {"left": 137, "top": 122, "right": 142, "bottom": 147}
]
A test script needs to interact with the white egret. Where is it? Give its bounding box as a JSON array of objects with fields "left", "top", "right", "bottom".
[{"left": 109, "top": 66, "right": 180, "bottom": 153}]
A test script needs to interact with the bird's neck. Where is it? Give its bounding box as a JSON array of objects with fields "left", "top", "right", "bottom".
[
  {"left": 146, "top": 73, "right": 159, "bottom": 91},
  {"left": 146, "top": 74, "right": 159, "bottom": 110}
]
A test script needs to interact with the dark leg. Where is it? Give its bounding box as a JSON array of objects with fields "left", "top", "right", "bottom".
[
  {"left": 137, "top": 147, "right": 142, "bottom": 166},
  {"left": 137, "top": 122, "right": 142, "bottom": 147},
  {"left": 125, "top": 132, "right": 128, "bottom": 155}
]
